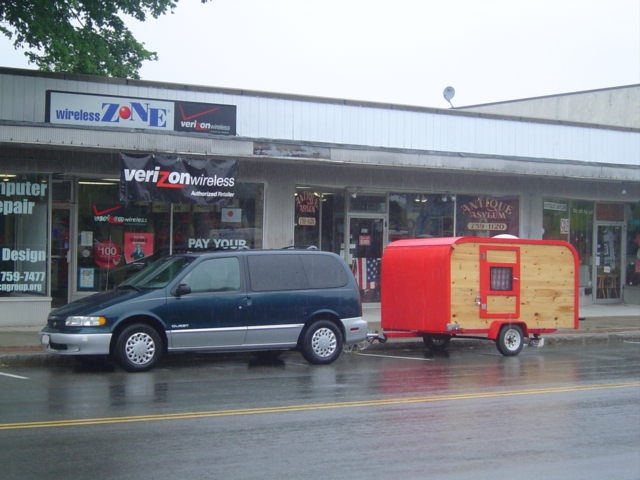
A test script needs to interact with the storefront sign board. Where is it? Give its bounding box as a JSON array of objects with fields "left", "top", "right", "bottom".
[{"left": 120, "top": 154, "right": 237, "bottom": 204}]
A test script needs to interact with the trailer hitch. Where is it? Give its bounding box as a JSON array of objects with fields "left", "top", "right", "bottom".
[
  {"left": 343, "top": 331, "right": 387, "bottom": 353},
  {"left": 366, "top": 331, "right": 388, "bottom": 344}
]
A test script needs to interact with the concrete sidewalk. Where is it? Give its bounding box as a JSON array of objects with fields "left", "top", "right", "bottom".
[{"left": 0, "top": 303, "right": 638, "bottom": 364}]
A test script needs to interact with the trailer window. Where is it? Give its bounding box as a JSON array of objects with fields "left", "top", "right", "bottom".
[{"left": 490, "top": 266, "right": 513, "bottom": 291}]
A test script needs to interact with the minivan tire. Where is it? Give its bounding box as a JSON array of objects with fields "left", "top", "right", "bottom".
[
  {"left": 300, "top": 320, "right": 343, "bottom": 365},
  {"left": 114, "top": 323, "right": 163, "bottom": 372}
]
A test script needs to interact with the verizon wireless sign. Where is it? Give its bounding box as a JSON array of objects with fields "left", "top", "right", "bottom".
[
  {"left": 46, "top": 91, "right": 237, "bottom": 135},
  {"left": 175, "top": 101, "right": 236, "bottom": 135},
  {"left": 120, "top": 154, "right": 237, "bottom": 204},
  {"left": 46, "top": 91, "right": 173, "bottom": 130}
]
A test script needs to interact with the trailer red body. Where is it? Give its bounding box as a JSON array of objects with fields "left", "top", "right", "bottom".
[{"left": 380, "top": 237, "right": 579, "bottom": 355}]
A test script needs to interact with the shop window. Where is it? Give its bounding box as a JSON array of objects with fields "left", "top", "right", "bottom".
[
  {"left": 0, "top": 175, "right": 49, "bottom": 298},
  {"left": 349, "top": 193, "right": 386, "bottom": 214},
  {"left": 294, "top": 189, "right": 321, "bottom": 249},
  {"left": 52, "top": 180, "right": 73, "bottom": 202},
  {"left": 544, "top": 198, "right": 594, "bottom": 292},
  {"left": 570, "top": 200, "right": 594, "bottom": 274},
  {"left": 174, "top": 183, "right": 263, "bottom": 252},
  {"left": 77, "top": 181, "right": 263, "bottom": 293},
  {"left": 543, "top": 200, "right": 569, "bottom": 241},
  {"left": 389, "top": 193, "right": 454, "bottom": 240},
  {"left": 294, "top": 188, "right": 344, "bottom": 253},
  {"left": 627, "top": 203, "right": 640, "bottom": 287}
]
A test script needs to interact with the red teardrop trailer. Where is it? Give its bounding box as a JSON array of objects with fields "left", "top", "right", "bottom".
[{"left": 379, "top": 237, "right": 579, "bottom": 355}]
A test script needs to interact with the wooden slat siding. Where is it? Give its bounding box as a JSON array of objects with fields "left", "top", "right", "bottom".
[
  {"left": 450, "top": 241, "right": 576, "bottom": 330},
  {"left": 450, "top": 242, "right": 484, "bottom": 327}
]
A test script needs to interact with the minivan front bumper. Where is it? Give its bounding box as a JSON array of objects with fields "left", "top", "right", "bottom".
[
  {"left": 40, "top": 330, "right": 112, "bottom": 356},
  {"left": 341, "top": 317, "right": 368, "bottom": 344}
]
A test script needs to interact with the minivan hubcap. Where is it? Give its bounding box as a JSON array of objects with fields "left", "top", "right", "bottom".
[
  {"left": 311, "top": 327, "right": 337, "bottom": 357},
  {"left": 125, "top": 332, "right": 155, "bottom": 365}
]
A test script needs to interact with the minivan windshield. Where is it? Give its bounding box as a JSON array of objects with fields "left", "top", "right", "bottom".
[{"left": 119, "top": 256, "right": 195, "bottom": 289}]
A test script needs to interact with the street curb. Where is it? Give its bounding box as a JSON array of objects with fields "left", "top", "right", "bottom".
[{"left": 2, "top": 332, "right": 640, "bottom": 367}]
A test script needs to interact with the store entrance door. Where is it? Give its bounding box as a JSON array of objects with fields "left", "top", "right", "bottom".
[
  {"left": 51, "top": 206, "right": 72, "bottom": 307},
  {"left": 595, "top": 224, "right": 625, "bottom": 303},
  {"left": 348, "top": 216, "right": 385, "bottom": 302}
]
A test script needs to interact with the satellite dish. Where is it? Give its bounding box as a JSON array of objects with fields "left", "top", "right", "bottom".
[{"left": 443, "top": 86, "right": 455, "bottom": 107}]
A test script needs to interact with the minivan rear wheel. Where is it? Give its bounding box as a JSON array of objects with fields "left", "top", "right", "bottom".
[
  {"left": 114, "top": 323, "right": 163, "bottom": 372},
  {"left": 301, "top": 320, "right": 343, "bottom": 365}
]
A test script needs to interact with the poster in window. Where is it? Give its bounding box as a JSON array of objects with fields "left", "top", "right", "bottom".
[
  {"left": 79, "top": 268, "right": 95, "bottom": 289},
  {"left": 295, "top": 190, "right": 319, "bottom": 227},
  {"left": 124, "top": 232, "right": 154, "bottom": 263}
]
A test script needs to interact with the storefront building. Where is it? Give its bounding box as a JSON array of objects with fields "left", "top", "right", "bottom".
[{"left": 0, "top": 68, "right": 638, "bottom": 326}]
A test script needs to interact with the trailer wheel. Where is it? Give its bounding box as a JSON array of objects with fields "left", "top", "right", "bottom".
[
  {"left": 496, "top": 324, "right": 524, "bottom": 356},
  {"left": 423, "top": 334, "right": 451, "bottom": 350}
]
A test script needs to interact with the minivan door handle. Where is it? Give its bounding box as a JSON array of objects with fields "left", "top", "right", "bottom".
[{"left": 239, "top": 296, "right": 252, "bottom": 310}]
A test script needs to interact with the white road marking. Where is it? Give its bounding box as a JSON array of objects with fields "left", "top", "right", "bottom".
[{"left": 0, "top": 371, "right": 29, "bottom": 380}]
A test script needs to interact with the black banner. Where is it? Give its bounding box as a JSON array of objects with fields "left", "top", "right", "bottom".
[
  {"left": 119, "top": 154, "right": 237, "bottom": 204},
  {"left": 174, "top": 101, "right": 236, "bottom": 135}
]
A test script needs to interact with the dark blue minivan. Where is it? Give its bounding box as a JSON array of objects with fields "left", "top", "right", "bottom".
[{"left": 40, "top": 249, "right": 367, "bottom": 371}]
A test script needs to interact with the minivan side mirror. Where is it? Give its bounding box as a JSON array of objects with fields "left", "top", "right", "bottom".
[{"left": 174, "top": 283, "right": 192, "bottom": 297}]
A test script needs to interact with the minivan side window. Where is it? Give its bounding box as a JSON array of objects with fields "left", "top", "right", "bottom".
[
  {"left": 248, "top": 254, "right": 308, "bottom": 291},
  {"left": 184, "top": 257, "right": 241, "bottom": 293},
  {"left": 301, "top": 255, "right": 349, "bottom": 288}
]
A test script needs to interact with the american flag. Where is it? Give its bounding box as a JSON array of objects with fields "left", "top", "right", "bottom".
[{"left": 353, "top": 257, "right": 380, "bottom": 290}]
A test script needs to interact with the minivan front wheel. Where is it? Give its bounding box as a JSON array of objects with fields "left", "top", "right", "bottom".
[
  {"left": 114, "top": 324, "right": 163, "bottom": 372},
  {"left": 301, "top": 320, "right": 343, "bottom": 365}
]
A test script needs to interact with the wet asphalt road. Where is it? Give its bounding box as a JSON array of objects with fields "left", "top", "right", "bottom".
[{"left": 1, "top": 341, "right": 639, "bottom": 480}]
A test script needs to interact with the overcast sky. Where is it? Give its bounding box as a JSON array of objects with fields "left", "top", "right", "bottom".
[{"left": 1, "top": 0, "right": 639, "bottom": 108}]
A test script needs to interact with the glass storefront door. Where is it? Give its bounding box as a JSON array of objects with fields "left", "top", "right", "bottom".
[
  {"left": 348, "top": 216, "right": 385, "bottom": 302},
  {"left": 51, "top": 206, "right": 72, "bottom": 307},
  {"left": 595, "top": 224, "right": 624, "bottom": 302}
]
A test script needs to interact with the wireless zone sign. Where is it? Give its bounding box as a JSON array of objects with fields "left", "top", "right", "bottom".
[{"left": 46, "top": 91, "right": 173, "bottom": 130}]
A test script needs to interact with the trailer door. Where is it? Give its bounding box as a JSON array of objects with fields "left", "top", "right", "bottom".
[{"left": 479, "top": 245, "right": 520, "bottom": 319}]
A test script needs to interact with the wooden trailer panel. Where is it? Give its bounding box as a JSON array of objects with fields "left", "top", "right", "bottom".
[
  {"left": 517, "top": 242, "right": 577, "bottom": 329},
  {"left": 450, "top": 241, "right": 485, "bottom": 329},
  {"left": 450, "top": 239, "right": 578, "bottom": 331}
]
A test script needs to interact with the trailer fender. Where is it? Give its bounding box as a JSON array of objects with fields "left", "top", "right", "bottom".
[{"left": 487, "top": 321, "right": 528, "bottom": 340}]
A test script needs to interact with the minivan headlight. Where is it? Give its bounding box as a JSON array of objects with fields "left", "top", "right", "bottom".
[{"left": 65, "top": 316, "right": 107, "bottom": 327}]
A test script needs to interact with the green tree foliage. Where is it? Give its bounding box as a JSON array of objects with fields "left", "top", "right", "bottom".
[{"left": 0, "top": 0, "right": 208, "bottom": 78}]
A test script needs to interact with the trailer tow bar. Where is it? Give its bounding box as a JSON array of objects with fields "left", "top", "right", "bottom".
[{"left": 367, "top": 331, "right": 388, "bottom": 344}]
